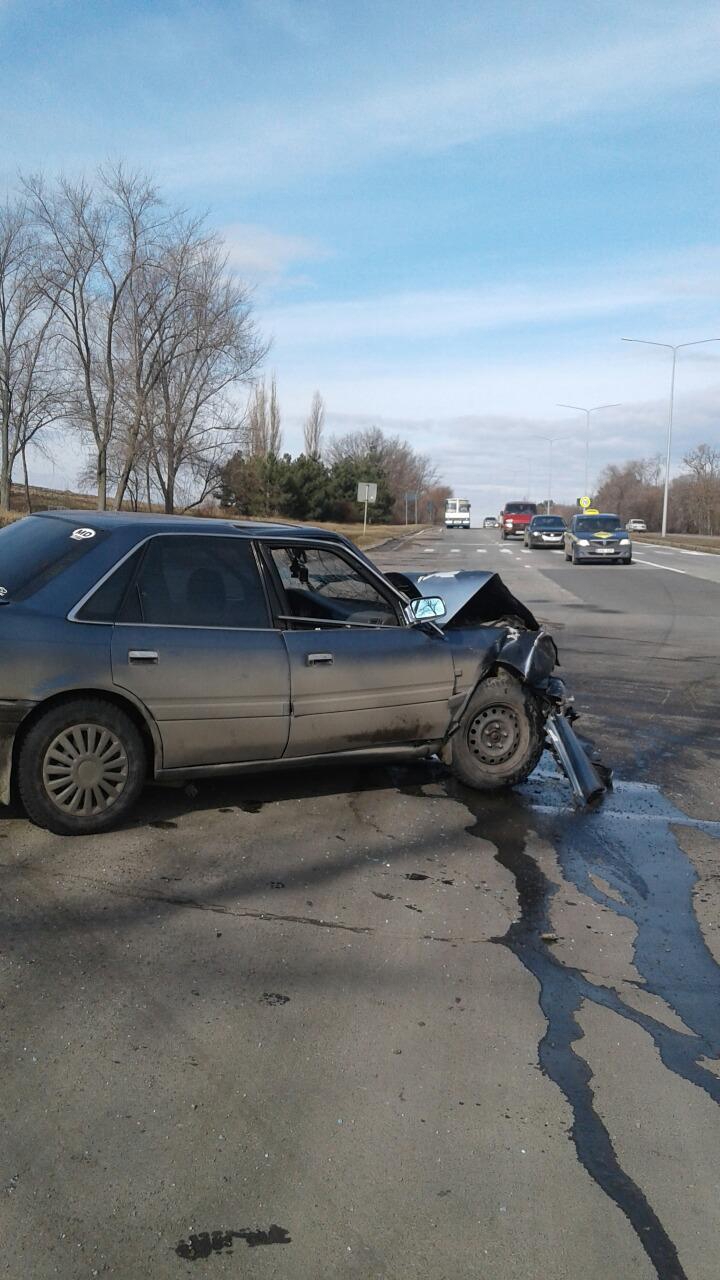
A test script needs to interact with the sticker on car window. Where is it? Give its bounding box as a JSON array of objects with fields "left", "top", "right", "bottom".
[
  {"left": 70, "top": 527, "right": 96, "bottom": 541},
  {"left": 0, "top": 586, "right": 7, "bottom": 597}
]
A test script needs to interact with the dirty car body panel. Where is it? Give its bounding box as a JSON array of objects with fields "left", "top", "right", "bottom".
[{"left": 0, "top": 512, "right": 605, "bottom": 824}]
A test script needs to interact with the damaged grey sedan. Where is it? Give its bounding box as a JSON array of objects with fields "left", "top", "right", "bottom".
[{"left": 0, "top": 512, "right": 605, "bottom": 835}]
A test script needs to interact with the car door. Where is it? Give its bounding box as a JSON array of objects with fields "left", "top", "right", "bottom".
[
  {"left": 260, "top": 540, "right": 456, "bottom": 758},
  {"left": 109, "top": 534, "right": 290, "bottom": 768}
]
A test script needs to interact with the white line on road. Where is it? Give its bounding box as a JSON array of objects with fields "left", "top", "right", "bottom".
[
  {"left": 475, "top": 548, "right": 487, "bottom": 553},
  {"left": 450, "top": 548, "right": 461, "bottom": 553},
  {"left": 500, "top": 548, "right": 513, "bottom": 554},
  {"left": 634, "top": 559, "right": 688, "bottom": 576},
  {"left": 422, "top": 547, "right": 435, "bottom": 552},
  {"left": 639, "top": 542, "right": 714, "bottom": 557}
]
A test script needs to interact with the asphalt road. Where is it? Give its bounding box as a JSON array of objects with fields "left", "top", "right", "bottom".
[{"left": 2, "top": 527, "right": 720, "bottom": 1280}]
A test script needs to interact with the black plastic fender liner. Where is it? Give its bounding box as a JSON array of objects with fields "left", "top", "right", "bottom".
[{"left": 545, "top": 712, "right": 607, "bottom": 805}]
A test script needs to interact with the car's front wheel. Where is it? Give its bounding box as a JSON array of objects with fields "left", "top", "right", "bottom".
[
  {"left": 18, "top": 699, "right": 147, "bottom": 835},
  {"left": 450, "top": 672, "right": 545, "bottom": 791}
]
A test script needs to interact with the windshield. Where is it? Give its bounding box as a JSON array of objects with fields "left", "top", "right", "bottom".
[
  {"left": 458, "top": 500, "right": 470, "bottom": 513},
  {"left": 575, "top": 515, "right": 621, "bottom": 533},
  {"left": 532, "top": 517, "right": 565, "bottom": 528},
  {"left": 505, "top": 503, "right": 537, "bottom": 514},
  {"left": 0, "top": 515, "right": 107, "bottom": 601}
]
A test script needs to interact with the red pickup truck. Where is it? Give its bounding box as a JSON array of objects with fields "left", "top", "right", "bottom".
[{"left": 499, "top": 502, "right": 538, "bottom": 539}]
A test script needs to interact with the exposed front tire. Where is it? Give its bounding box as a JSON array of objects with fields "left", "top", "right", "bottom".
[
  {"left": 17, "top": 699, "right": 147, "bottom": 835},
  {"left": 450, "top": 672, "right": 545, "bottom": 791}
]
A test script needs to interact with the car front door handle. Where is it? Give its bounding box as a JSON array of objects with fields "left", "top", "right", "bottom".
[
  {"left": 128, "top": 649, "right": 159, "bottom": 664},
  {"left": 306, "top": 652, "right": 333, "bottom": 666}
]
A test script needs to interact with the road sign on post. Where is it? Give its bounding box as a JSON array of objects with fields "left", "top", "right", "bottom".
[
  {"left": 404, "top": 491, "right": 418, "bottom": 526},
  {"left": 357, "top": 481, "right": 377, "bottom": 534}
]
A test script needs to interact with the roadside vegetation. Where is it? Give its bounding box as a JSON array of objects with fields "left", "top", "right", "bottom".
[
  {"left": 594, "top": 448, "right": 720, "bottom": 535},
  {"left": 0, "top": 167, "right": 449, "bottom": 527}
]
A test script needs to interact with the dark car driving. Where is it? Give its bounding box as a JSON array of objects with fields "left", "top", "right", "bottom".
[
  {"left": 523, "top": 515, "right": 566, "bottom": 549},
  {"left": 564, "top": 513, "right": 632, "bottom": 564},
  {"left": 0, "top": 511, "right": 605, "bottom": 833}
]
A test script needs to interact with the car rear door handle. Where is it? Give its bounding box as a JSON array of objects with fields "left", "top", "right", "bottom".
[
  {"left": 128, "top": 649, "right": 159, "bottom": 664},
  {"left": 306, "top": 652, "right": 333, "bottom": 666}
]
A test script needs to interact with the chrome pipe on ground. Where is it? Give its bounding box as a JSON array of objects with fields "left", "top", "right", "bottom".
[{"left": 545, "top": 712, "right": 607, "bottom": 805}]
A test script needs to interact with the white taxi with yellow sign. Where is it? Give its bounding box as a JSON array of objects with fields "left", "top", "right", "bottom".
[{"left": 564, "top": 512, "right": 633, "bottom": 565}]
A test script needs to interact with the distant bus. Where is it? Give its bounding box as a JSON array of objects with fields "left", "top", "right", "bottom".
[{"left": 445, "top": 498, "right": 471, "bottom": 529}]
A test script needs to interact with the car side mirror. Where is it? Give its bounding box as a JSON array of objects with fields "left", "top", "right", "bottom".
[{"left": 410, "top": 596, "right": 446, "bottom": 621}]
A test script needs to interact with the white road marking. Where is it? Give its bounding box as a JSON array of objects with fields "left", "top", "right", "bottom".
[
  {"left": 639, "top": 542, "right": 715, "bottom": 558},
  {"left": 450, "top": 548, "right": 461, "bottom": 554},
  {"left": 422, "top": 547, "right": 435, "bottom": 552},
  {"left": 475, "top": 548, "right": 487, "bottom": 553},
  {"left": 635, "top": 559, "right": 688, "bottom": 576},
  {"left": 500, "top": 548, "right": 513, "bottom": 554},
  {"left": 522, "top": 549, "right": 532, "bottom": 554}
]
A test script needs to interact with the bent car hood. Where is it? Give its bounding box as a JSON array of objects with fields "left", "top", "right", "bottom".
[{"left": 385, "top": 570, "right": 539, "bottom": 631}]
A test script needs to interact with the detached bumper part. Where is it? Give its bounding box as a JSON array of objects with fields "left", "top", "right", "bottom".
[{"left": 545, "top": 711, "right": 608, "bottom": 805}]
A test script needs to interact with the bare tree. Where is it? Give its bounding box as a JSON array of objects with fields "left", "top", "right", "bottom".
[
  {"left": 25, "top": 166, "right": 165, "bottom": 509},
  {"left": 303, "top": 390, "right": 325, "bottom": 459},
  {"left": 681, "top": 443, "right": 720, "bottom": 535},
  {"left": 143, "top": 236, "right": 266, "bottom": 513},
  {"left": 0, "top": 199, "right": 60, "bottom": 510},
  {"left": 244, "top": 374, "right": 282, "bottom": 460},
  {"left": 268, "top": 373, "right": 282, "bottom": 456},
  {"left": 110, "top": 215, "right": 209, "bottom": 509}
]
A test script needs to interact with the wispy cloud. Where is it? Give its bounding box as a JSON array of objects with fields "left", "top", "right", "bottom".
[
  {"left": 262, "top": 247, "right": 720, "bottom": 347},
  {"left": 221, "top": 222, "right": 329, "bottom": 286},
  {"left": 162, "top": 10, "right": 720, "bottom": 188}
]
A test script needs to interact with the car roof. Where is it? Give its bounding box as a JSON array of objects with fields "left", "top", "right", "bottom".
[
  {"left": 574, "top": 511, "right": 620, "bottom": 520},
  {"left": 28, "top": 509, "right": 349, "bottom": 543}
]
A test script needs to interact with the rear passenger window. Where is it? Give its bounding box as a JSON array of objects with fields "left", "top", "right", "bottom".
[
  {"left": 76, "top": 549, "right": 144, "bottom": 622},
  {"left": 120, "top": 536, "right": 269, "bottom": 629}
]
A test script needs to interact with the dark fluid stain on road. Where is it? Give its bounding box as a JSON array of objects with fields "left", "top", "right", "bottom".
[
  {"left": 401, "top": 761, "right": 720, "bottom": 1280},
  {"left": 175, "top": 1224, "right": 291, "bottom": 1260},
  {"left": 260, "top": 991, "right": 290, "bottom": 1005}
]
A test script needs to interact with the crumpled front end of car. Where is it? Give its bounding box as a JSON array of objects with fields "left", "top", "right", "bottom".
[{"left": 387, "top": 568, "right": 609, "bottom": 805}]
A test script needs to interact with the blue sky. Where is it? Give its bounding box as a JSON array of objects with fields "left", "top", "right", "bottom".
[{"left": 3, "top": 0, "right": 720, "bottom": 507}]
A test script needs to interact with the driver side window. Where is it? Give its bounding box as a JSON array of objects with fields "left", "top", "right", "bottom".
[{"left": 267, "top": 544, "right": 400, "bottom": 628}]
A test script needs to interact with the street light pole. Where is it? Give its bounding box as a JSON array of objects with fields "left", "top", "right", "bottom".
[
  {"left": 622, "top": 337, "right": 720, "bottom": 537},
  {"left": 556, "top": 402, "right": 621, "bottom": 497},
  {"left": 536, "top": 434, "right": 571, "bottom": 514}
]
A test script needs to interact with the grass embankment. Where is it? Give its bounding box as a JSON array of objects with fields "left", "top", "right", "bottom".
[
  {"left": 633, "top": 532, "right": 720, "bottom": 554},
  {"left": 0, "top": 485, "right": 427, "bottom": 548}
]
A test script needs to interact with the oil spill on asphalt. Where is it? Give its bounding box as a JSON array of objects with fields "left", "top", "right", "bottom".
[
  {"left": 400, "top": 761, "right": 720, "bottom": 1280},
  {"left": 175, "top": 1225, "right": 291, "bottom": 1260}
]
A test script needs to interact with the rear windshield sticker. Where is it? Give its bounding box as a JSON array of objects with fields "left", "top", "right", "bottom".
[{"left": 70, "top": 528, "right": 96, "bottom": 541}]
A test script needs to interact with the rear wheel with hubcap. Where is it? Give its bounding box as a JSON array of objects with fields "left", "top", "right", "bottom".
[
  {"left": 450, "top": 671, "right": 544, "bottom": 791},
  {"left": 18, "top": 699, "right": 147, "bottom": 835}
]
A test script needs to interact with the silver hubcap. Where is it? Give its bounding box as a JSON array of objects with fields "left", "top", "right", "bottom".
[
  {"left": 42, "top": 724, "right": 128, "bottom": 816},
  {"left": 467, "top": 704, "right": 521, "bottom": 766}
]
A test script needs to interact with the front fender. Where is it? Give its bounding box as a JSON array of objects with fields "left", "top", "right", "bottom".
[{"left": 442, "top": 626, "right": 558, "bottom": 750}]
